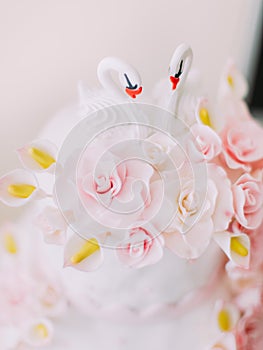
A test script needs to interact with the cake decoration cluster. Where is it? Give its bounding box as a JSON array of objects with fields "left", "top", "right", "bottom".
[{"left": 1, "top": 43, "right": 263, "bottom": 349}]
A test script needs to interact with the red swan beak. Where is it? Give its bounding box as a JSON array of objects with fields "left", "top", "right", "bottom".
[
  {"left": 125, "top": 86, "right": 143, "bottom": 99},
  {"left": 170, "top": 76, "right": 180, "bottom": 90}
]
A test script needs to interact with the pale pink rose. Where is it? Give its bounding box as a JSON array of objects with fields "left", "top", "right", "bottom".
[
  {"left": 191, "top": 123, "right": 222, "bottom": 161},
  {"left": 116, "top": 223, "right": 164, "bottom": 268},
  {"left": 221, "top": 120, "right": 263, "bottom": 171},
  {"left": 235, "top": 307, "right": 263, "bottom": 350},
  {"left": 77, "top": 143, "right": 154, "bottom": 228},
  {"left": 164, "top": 164, "right": 233, "bottom": 259},
  {"left": 232, "top": 172, "right": 263, "bottom": 230}
]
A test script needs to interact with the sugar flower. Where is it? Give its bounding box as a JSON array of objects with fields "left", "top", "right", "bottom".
[
  {"left": 164, "top": 164, "right": 233, "bottom": 259},
  {"left": 22, "top": 318, "right": 53, "bottom": 348},
  {"left": 77, "top": 146, "right": 154, "bottom": 228},
  {"left": 17, "top": 140, "right": 57, "bottom": 172},
  {"left": 214, "top": 232, "right": 250, "bottom": 268},
  {"left": 220, "top": 119, "right": 263, "bottom": 172},
  {"left": 0, "top": 169, "right": 39, "bottom": 207},
  {"left": 208, "top": 333, "right": 236, "bottom": 350},
  {"left": 64, "top": 233, "right": 103, "bottom": 272},
  {"left": 235, "top": 307, "right": 263, "bottom": 350},
  {"left": 190, "top": 123, "right": 222, "bottom": 161},
  {"left": 214, "top": 299, "right": 240, "bottom": 333},
  {"left": 116, "top": 222, "right": 164, "bottom": 268},
  {"left": 0, "top": 223, "right": 20, "bottom": 257},
  {"left": 195, "top": 97, "right": 214, "bottom": 128},
  {"left": 232, "top": 171, "right": 263, "bottom": 230},
  {"left": 35, "top": 206, "right": 68, "bottom": 245},
  {"left": 218, "top": 60, "right": 248, "bottom": 100}
]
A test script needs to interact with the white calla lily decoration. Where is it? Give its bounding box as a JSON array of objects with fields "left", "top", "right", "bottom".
[
  {"left": 0, "top": 169, "right": 39, "bottom": 207},
  {"left": 17, "top": 140, "right": 57, "bottom": 172},
  {"left": 64, "top": 232, "right": 103, "bottom": 272}
]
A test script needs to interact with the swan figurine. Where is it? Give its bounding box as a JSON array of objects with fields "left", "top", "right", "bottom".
[
  {"left": 152, "top": 43, "right": 200, "bottom": 125},
  {"left": 167, "top": 43, "right": 193, "bottom": 115},
  {"left": 78, "top": 57, "right": 143, "bottom": 115}
]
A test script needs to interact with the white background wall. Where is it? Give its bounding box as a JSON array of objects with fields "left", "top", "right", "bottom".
[{"left": 0, "top": 0, "right": 262, "bottom": 222}]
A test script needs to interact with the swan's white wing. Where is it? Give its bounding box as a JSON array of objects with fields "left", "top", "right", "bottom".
[{"left": 78, "top": 81, "right": 122, "bottom": 118}]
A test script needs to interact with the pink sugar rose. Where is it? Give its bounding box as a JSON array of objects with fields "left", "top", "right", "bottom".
[
  {"left": 221, "top": 120, "right": 263, "bottom": 171},
  {"left": 236, "top": 307, "right": 263, "bottom": 350},
  {"left": 77, "top": 146, "right": 154, "bottom": 228},
  {"left": 232, "top": 172, "right": 263, "bottom": 230},
  {"left": 116, "top": 223, "right": 164, "bottom": 268},
  {"left": 164, "top": 163, "right": 234, "bottom": 259},
  {"left": 190, "top": 123, "right": 222, "bottom": 161}
]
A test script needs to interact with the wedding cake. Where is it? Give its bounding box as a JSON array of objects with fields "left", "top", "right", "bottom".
[{"left": 1, "top": 44, "right": 263, "bottom": 350}]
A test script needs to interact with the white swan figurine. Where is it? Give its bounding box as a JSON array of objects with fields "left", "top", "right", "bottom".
[
  {"left": 167, "top": 43, "right": 193, "bottom": 115},
  {"left": 79, "top": 57, "right": 143, "bottom": 115}
]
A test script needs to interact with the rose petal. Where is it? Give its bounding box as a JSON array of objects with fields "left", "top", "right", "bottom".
[{"left": 208, "top": 164, "right": 234, "bottom": 232}]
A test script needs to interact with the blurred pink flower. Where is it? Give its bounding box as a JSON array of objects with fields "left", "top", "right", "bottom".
[
  {"left": 35, "top": 206, "right": 68, "bottom": 245},
  {"left": 236, "top": 307, "right": 263, "bottom": 350}
]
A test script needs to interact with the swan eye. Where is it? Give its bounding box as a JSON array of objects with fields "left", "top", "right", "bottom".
[
  {"left": 124, "top": 73, "right": 138, "bottom": 90},
  {"left": 174, "top": 60, "right": 183, "bottom": 78}
]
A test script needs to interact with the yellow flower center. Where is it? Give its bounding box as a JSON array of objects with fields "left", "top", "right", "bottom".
[
  {"left": 70, "top": 238, "right": 100, "bottom": 264},
  {"left": 217, "top": 309, "right": 231, "bottom": 331},
  {"left": 199, "top": 108, "right": 212, "bottom": 127},
  {"left": 28, "top": 147, "right": 55, "bottom": 169},
  {"left": 34, "top": 323, "right": 49, "bottom": 338},
  {"left": 227, "top": 75, "right": 234, "bottom": 88},
  {"left": 230, "top": 237, "right": 248, "bottom": 257},
  {"left": 4, "top": 233, "right": 17, "bottom": 254},
  {"left": 8, "top": 184, "right": 36, "bottom": 198}
]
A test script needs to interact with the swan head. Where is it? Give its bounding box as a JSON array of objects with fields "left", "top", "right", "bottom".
[
  {"left": 168, "top": 43, "right": 193, "bottom": 91},
  {"left": 97, "top": 57, "right": 143, "bottom": 99},
  {"left": 119, "top": 70, "right": 143, "bottom": 99}
]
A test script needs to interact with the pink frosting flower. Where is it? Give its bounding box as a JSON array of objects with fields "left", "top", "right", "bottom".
[
  {"left": 165, "top": 164, "right": 233, "bottom": 259},
  {"left": 116, "top": 223, "right": 164, "bottom": 268},
  {"left": 77, "top": 144, "right": 154, "bottom": 228},
  {"left": 236, "top": 307, "right": 263, "bottom": 350},
  {"left": 164, "top": 163, "right": 233, "bottom": 259},
  {"left": 190, "top": 123, "right": 222, "bottom": 161},
  {"left": 221, "top": 120, "right": 263, "bottom": 171},
  {"left": 232, "top": 172, "right": 263, "bottom": 230}
]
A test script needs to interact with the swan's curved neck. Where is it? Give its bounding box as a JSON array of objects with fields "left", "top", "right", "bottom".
[
  {"left": 168, "top": 46, "right": 193, "bottom": 116},
  {"left": 97, "top": 57, "right": 138, "bottom": 99}
]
